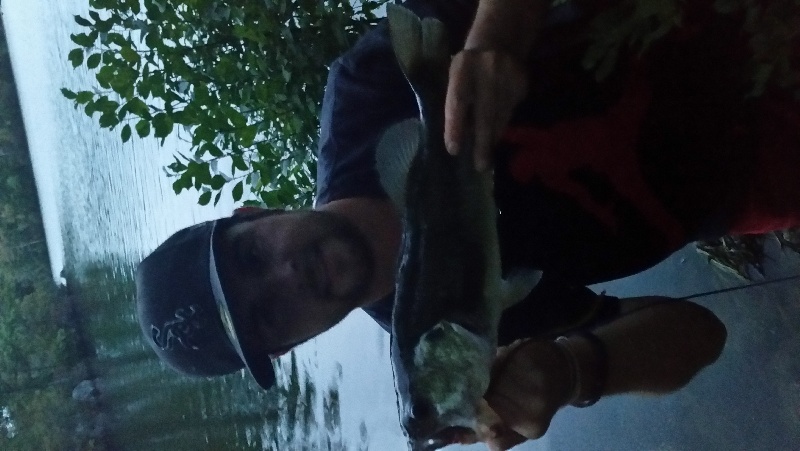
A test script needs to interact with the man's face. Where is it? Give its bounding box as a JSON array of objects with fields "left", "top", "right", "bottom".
[{"left": 215, "top": 209, "right": 374, "bottom": 354}]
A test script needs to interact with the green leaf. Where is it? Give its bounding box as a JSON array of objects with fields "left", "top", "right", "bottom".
[
  {"left": 120, "top": 45, "right": 141, "bottom": 65},
  {"left": 95, "top": 65, "right": 115, "bottom": 89},
  {"left": 68, "top": 49, "right": 84, "bottom": 68},
  {"left": 70, "top": 32, "right": 97, "bottom": 47},
  {"left": 135, "top": 119, "right": 151, "bottom": 138},
  {"left": 232, "top": 154, "right": 248, "bottom": 171},
  {"left": 117, "top": 103, "right": 130, "bottom": 121},
  {"left": 144, "top": 31, "right": 161, "bottom": 50},
  {"left": 99, "top": 112, "right": 118, "bottom": 128},
  {"left": 86, "top": 53, "right": 102, "bottom": 69},
  {"left": 232, "top": 181, "right": 244, "bottom": 202},
  {"left": 105, "top": 32, "right": 128, "bottom": 47},
  {"left": 168, "top": 157, "right": 187, "bottom": 173},
  {"left": 95, "top": 18, "right": 115, "bottom": 34},
  {"left": 152, "top": 113, "right": 174, "bottom": 138},
  {"left": 60, "top": 88, "right": 78, "bottom": 100},
  {"left": 75, "top": 91, "right": 94, "bottom": 104},
  {"left": 125, "top": 98, "right": 150, "bottom": 117},
  {"left": 74, "top": 15, "right": 92, "bottom": 27},
  {"left": 202, "top": 142, "right": 224, "bottom": 158},
  {"left": 172, "top": 178, "right": 184, "bottom": 194},
  {"left": 198, "top": 191, "right": 212, "bottom": 206},
  {"left": 210, "top": 175, "right": 226, "bottom": 190},
  {"left": 260, "top": 190, "right": 281, "bottom": 207},
  {"left": 84, "top": 100, "right": 98, "bottom": 117},
  {"left": 193, "top": 125, "right": 216, "bottom": 144},
  {"left": 239, "top": 124, "right": 257, "bottom": 147},
  {"left": 121, "top": 124, "right": 132, "bottom": 143}
]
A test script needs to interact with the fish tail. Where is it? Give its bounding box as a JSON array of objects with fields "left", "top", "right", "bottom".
[{"left": 387, "top": 4, "right": 449, "bottom": 79}]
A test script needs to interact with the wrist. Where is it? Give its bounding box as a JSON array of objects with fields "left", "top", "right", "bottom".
[{"left": 554, "top": 332, "right": 608, "bottom": 407}]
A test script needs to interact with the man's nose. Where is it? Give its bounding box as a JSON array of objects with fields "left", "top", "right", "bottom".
[{"left": 269, "top": 259, "right": 298, "bottom": 279}]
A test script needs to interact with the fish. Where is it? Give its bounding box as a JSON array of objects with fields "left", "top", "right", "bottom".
[{"left": 375, "top": 5, "right": 543, "bottom": 450}]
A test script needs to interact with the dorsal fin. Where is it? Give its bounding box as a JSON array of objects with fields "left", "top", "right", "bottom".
[
  {"left": 375, "top": 118, "right": 424, "bottom": 213},
  {"left": 387, "top": 3, "right": 423, "bottom": 77},
  {"left": 387, "top": 4, "right": 449, "bottom": 80},
  {"left": 421, "top": 17, "right": 448, "bottom": 67}
]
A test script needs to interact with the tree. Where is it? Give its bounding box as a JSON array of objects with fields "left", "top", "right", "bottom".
[
  {"left": 63, "top": 0, "right": 389, "bottom": 208},
  {"left": 583, "top": 0, "right": 800, "bottom": 95}
]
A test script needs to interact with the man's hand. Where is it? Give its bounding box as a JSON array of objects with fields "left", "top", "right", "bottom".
[
  {"left": 478, "top": 339, "right": 575, "bottom": 450},
  {"left": 444, "top": 49, "right": 528, "bottom": 171},
  {"left": 444, "top": 0, "right": 549, "bottom": 171}
]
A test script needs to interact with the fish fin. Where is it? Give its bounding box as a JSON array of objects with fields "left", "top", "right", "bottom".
[
  {"left": 387, "top": 3, "right": 423, "bottom": 77},
  {"left": 421, "top": 17, "right": 449, "bottom": 67},
  {"left": 499, "top": 269, "right": 543, "bottom": 308},
  {"left": 375, "top": 118, "right": 424, "bottom": 212},
  {"left": 387, "top": 4, "right": 448, "bottom": 78}
]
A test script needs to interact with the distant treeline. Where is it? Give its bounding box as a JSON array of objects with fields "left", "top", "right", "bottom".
[{"left": 0, "top": 19, "right": 93, "bottom": 451}]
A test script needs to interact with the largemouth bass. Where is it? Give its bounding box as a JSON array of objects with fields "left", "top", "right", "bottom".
[{"left": 376, "top": 5, "right": 542, "bottom": 450}]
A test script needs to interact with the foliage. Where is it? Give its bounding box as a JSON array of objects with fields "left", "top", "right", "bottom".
[
  {"left": 63, "top": 0, "right": 389, "bottom": 208},
  {"left": 582, "top": 0, "right": 800, "bottom": 96},
  {"left": 582, "top": 0, "right": 682, "bottom": 80},
  {"left": 715, "top": 0, "right": 800, "bottom": 96}
]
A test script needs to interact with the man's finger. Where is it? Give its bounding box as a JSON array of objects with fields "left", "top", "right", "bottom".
[
  {"left": 445, "top": 53, "right": 471, "bottom": 155},
  {"left": 484, "top": 425, "right": 526, "bottom": 451},
  {"left": 473, "top": 57, "right": 496, "bottom": 171}
]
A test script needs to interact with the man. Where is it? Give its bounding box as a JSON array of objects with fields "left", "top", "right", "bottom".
[{"left": 136, "top": 0, "right": 797, "bottom": 448}]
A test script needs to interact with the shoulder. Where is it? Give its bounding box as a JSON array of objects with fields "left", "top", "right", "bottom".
[
  {"left": 314, "top": 0, "right": 481, "bottom": 206},
  {"left": 315, "top": 26, "right": 418, "bottom": 205}
]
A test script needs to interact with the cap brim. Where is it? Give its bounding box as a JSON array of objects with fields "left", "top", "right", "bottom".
[{"left": 209, "top": 221, "right": 277, "bottom": 390}]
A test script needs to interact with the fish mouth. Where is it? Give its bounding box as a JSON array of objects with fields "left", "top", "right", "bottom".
[{"left": 418, "top": 426, "right": 477, "bottom": 450}]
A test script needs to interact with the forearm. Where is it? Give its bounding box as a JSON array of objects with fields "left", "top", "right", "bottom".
[
  {"left": 561, "top": 299, "right": 727, "bottom": 402},
  {"left": 482, "top": 297, "right": 726, "bottom": 446}
]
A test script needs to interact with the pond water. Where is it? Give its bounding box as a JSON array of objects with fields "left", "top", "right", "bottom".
[
  {"left": 5, "top": 0, "right": 800, "bottom": 449},
  {"left": 3, "top": 0, "right": 403, "bottom": 449}
]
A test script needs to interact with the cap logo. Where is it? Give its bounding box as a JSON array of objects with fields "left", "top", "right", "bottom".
[{"left": 151, "top": 304, "right": 204, "bottom": 351}]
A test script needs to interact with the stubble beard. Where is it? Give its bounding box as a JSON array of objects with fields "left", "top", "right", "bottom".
[{"left": 313, "top": 210, "right": 375, "bottom": 305}]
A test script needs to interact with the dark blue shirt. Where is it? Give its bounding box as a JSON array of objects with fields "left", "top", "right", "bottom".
[{"left": 312, "top": 1, "right": 756, "bottom": 342}]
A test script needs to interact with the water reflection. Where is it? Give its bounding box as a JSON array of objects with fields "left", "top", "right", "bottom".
[{"left": 72, "top": 262, "right": 367, "bottom": 450}]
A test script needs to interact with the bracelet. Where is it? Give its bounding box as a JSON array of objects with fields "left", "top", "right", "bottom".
[
  {"left": 554, "top": 331, "right": 608, "bottom": 408},
  {"left": 574, "top": 331, "right": 608, "bottom": 407},
  {"left": 553, "top": 336, "right": 579, "bottom": 404}
]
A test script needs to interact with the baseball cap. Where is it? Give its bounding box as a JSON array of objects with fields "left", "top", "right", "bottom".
[{"left": 135, "top": 215, "right": 277, "bottom": 390}]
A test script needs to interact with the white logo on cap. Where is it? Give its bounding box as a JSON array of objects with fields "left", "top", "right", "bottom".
[{"left": 151, "top": 305, "right": 204, "bottom": 351}]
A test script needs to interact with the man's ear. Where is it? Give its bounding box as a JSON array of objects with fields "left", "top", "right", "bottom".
[{"left": 233, "top": 206, "right": 265, "bottom": 218}]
